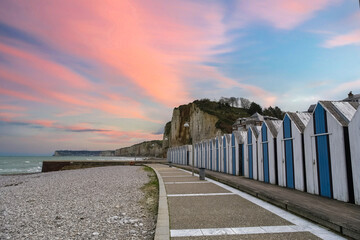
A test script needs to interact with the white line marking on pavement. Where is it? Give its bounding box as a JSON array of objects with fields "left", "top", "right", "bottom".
[
  {"left": 167, "top": 193, "right": 235, "bottom": 197},
  {"left": 171, "top": 225, "right": 314, "bottom": 237},
  {"left": 165, "top": 181, "right": 209, "bottom": 184},
  {"left": 177, "top": 168, "right": 345, "bottom": 240}
]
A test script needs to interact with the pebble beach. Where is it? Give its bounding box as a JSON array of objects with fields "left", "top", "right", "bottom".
[{"left": 0, "top": 166, "right": 157, "bottom": 239}]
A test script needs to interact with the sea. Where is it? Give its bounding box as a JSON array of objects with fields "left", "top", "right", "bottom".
[{"left": 0, "top": 156, "right": 141, "bottom": 175}]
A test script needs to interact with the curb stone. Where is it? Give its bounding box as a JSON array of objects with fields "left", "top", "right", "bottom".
[{"left": 145, "top": 165, "right": 170, "bottom": 240}]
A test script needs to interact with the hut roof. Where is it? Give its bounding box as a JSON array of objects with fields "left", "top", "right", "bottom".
[
  {"left": 287, "top": 112, "right": 311, "bottom": 133},
  {"left": 264, "top": 120, "right": 282, "bottom": 137},
  {"left": 250, "top": 125, "right": 261, "bottom": 138},
  {"left": 233, "top": 130, "right": 247, "bottom": 143},
  {"left": 319, "top": 101, "right": 359, "bottom": 126}
]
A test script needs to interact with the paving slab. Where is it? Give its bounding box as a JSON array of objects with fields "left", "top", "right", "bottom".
[
  {"left": 171, "top": 231, "right": 321, "bottom": 240},
  {"left": 168, "top": 195, "right": 291, "bottom": 229},
  {"left": 163, "top": 176, "right": 201, "bottom": 182},
  {"left": 166, "top": 182, "right": 231, "bottom": 194}
]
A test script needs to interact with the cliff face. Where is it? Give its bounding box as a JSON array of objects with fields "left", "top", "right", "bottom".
[
  {"left": 118, "top": 99, "right": 248, "bottom": 157},
  {"left": 115, "top": 140, "right": 163, "bottom": 157},
  {"left": 164, "top": 102, "right": 222, "bottom": 148}
]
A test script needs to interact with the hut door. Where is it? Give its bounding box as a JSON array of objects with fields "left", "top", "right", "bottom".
[
  {"left": 187, "top": 151, "right": 189, "bottom": 165},
  {"left": 205, "top": 144, "right": 208, "bottom": 169},
  {"left": 314, "top": 104, "right": 332, "bottom": 198},
  {"left": 284, "top": 115, "right": 295, "bottom": 189},
  {"left": 210, "top": 144, "right": 212, "bottom": 170},
  {"left": 262, "top": 125, "right": 270, "bottom": 183},
  {"left": 223, "top": 137, "right": 227, "bottom": 173},
  {"left": 248, "top": 128, "right": 253, "bottom": 179},
  {"left": 232, "top": 134, "right": 236, "bottom": 175},
  {"left": 239, "top": 144, "right": 244, "bottom": 176},
  {"left": 216, "top": 139, "right": 219, "bottom": 171}
]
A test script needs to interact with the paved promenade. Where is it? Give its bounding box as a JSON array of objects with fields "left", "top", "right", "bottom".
[{"left": 150, "top": 164, "right": 356, "bottom": 240}]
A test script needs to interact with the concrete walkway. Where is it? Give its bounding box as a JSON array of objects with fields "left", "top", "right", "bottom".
[
  {"left": 149, "top": 164, "right": 351, "bottom": 240},
  {"left": 174, "top": 164, "right": 360, "bottom": 240}
]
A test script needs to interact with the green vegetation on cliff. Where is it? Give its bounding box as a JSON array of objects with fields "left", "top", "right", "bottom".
[{"left": 193, "top": 99, "right": 249, "bottom": 133}]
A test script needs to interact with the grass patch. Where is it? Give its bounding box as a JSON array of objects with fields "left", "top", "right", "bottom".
[{"left": 140, "top": 166, "right": 159, "bottom": 215}]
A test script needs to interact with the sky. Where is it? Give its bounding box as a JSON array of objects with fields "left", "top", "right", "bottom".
[{"left": 0, "top": 0, "right": 359, "bottom": 156}]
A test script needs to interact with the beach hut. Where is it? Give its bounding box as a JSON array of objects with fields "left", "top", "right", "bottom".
[
  {"left": 210, "top": 139, "right": 215, "bottom": 171},
  {"left": 245, "top": 126, "right": 260, "bottom": 180},
  {"left": 222, "top": 134, "right": 231, "bottom": 174},
  {"left": 259, "top": 120, "right": 282, "bottom": 184},
  {"left": 215, "top": 136, "right": 222, "bottom": 172},
  {"left": 277, "top": 113, "right": 311, "bottom": 190},
  {"left": 304, "top": 101, "right": 358, "bottom": 203},
  {"left": 195, "top": 143, "right": 201, "bottom": 168},
  {"left": 230, "top": 132, "right": 237, "bottom": 176},
  {"left": 349, "top": 107, "right": 360, "bottom": 205},
  {"left": 181, "top": 146, "right": 186, "bottom": 165},
  {"left": 186, "top": 145, "right": 192, "bottom": 166},
  {"left": 204, "top": 140, "right": 210, "bottom": 170},
  {"left": 200, "top": 141, "right": 205, "bottom": 168},
  {"left": 230, "top": 131, "right": 246, "bottom": 176},
  {"left": 234, "top": 131, "right": 247, "bottom": 176}
]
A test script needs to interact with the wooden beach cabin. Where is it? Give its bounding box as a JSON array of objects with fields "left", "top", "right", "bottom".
[
  {"left": 209, "top": 139, "right": 215, "bottom": 171},
  {"left": 277, "top": 113, "right": 311, "bottom": 190},
  {"left": 200, "top": 140, "right": 205, "bottom": 168},
  {"left": 349, "top": 107, "right": 360, "bottom": 205},
  {"left": 259, "top": 120, "right": 282, "bottom": 184},
  {"left": 231, "top": 131, "right": 247, "bottom": 176},
  {"left": 222, "top": 134, "right": 231, "bottom": 174},
  {"left": 245, "top": 126, "right": 260, "bottom": 180},
  {"left": 304, "top": 101, "right": 358, "bottom": 203},
  {"left": 181, "top": 146, "right": 187, "bottom": 165},
  {"left": 194, "top": 143, "right": 198, "bottom": 168},
  {"left": 215, "top": 136, "right": 222, "bottom": 172},
  {"left": 210, "top": 138, "right": 216, "bottom": 171},
  {"left": 187, "top": 144, "right": 192, "bottom": 166},
  {"left": 204, "top": 140, "right": 210, "bottom": 170}
]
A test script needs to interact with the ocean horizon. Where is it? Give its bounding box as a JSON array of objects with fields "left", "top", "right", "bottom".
[{"left": 0, "top": 156, "right": 141, "bottom": 175}]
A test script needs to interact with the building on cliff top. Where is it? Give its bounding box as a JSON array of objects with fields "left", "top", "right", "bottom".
[
  {"left": 232, "top": 112, "right": 278, "bottom": 131},
  {"left": 343, "top": 91, "right": 360, "bottom": 103}
]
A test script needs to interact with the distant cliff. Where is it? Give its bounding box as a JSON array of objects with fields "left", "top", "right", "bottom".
[
  {"left": 163, "top": 99, "right": 249, "bottom": 149},
  {"left": 115, "top": 140, "right": 163, "bottom": 157},
  {"left": 53, "top": 150, "right": 115, "bottom": 156}
]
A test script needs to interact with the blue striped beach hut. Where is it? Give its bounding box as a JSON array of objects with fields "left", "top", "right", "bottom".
[
  {"left": 210, "top": 139, "right": 215, "bottom": 171},
  {"left": 304, "top": 101, "right": 358, "bottom": 203},
  {"left": 277, "top": 113, "right": 311, "bottom": 190},
  {"left": 204, "top": 140, "right": 210, "bottom": 170},
  {"left": 222, "top": 134, "right": 231, "bottom": 174},
  {"left": 231, "top": 131, "right": 247, "bottom": 176},
  {"left": 245, "top": 126, "right": 260, "bottom": 180},
  {"left": 259, "top": 120, "right": 282, "bottom": 184},
  {"left": 215, "top": 136, "right": 222, "bottom": 172},
  {"left": 349, "top": 107, "right": 360, "bottom": 205}
]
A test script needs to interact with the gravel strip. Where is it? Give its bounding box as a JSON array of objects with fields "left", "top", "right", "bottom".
[{"left": 0, "top": 166, "right": 156, "bottom": 239}]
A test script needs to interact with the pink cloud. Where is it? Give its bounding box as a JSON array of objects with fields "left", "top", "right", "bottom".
[
  {"left": 0, "top": 42, "right": 93, "bottom": 91},
  {"left": 0, "top": 104, "right": 26, "bottom": 111},
  {"left": 323, "top": 29, "right": 360, "bottom": 48},
  {"left": 0, "top": 44, "right": 148, "bottom": 120},
  {"left": 0, "top": 1, "right": 233, "bottom": 108},
  {"left": 0, "top": 112, "right": 26, "bottom": 120},
  {"left": 237, "top": 0, "right": 336, "bottom": 29}
]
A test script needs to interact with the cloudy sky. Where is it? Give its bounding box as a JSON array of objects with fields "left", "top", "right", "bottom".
[{"left": 0, "top": 0, "right": 359, "bottom": 155}]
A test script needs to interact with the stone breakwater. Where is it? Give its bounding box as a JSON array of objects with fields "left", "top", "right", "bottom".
[{"left": 0, "top": 166, "right": 156, "bottom": 239}]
